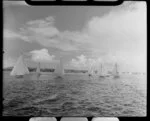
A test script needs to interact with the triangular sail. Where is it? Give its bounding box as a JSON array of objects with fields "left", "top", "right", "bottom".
[
  {"left": 54, "top": 57, "right": 64, "bottom": 76},
  {"left": 93, "top": 65, "right": 98, "bottom": 75},
  {"left": 112, "top": 63, "right": 117, "bottom": 74},
  {"left": 88, "top": 64, "right": 94, "bottom": 75},
  {"left": 98, "top": 64, "right": 105, "bottom": 76},
  {"left": 88, "top": 66, "right": 91, "bottom": 74},
  {"left": 115, "top": 63, "right": 118, "bottom": 74},
  {"left": 36, "top": 62, "right": 40, "bottom": 73},
  {"left": 10, "top": 55, "right": 29, "bottom": 76},
  {"left": 112, "top": 63, "right": 119, "bottom": 77},
  {"left": 99, "top": 64, "right": 102, "bottom": 75}
]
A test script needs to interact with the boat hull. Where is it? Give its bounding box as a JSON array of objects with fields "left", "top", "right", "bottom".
[
  {"left": 113, "top": 75, "right": 120, "bottom": 78},
  {"left": 99, "top": 75, "right": 105, "bottom": 78},
  {"left": 15, "top": 75, "right": 24, "bottom": 78}
]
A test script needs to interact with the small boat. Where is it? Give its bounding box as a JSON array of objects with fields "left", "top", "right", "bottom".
[
  {"left": 35, "top": 62, "right": 41, "bottom": 79},
  {"left": 54, "top": 57, "right": 64, "bottom": 78},
  {"left": 10, "top": 55, "right": 30, "bottom": 78},
  {"left": 113, "top": 63, "right": 120, "bottom": 78},
  {"left": 55, "top": 75, "right": 63, "bottom": 79},
  {"left": 88, "top": 64, "right": 94, "bottom": 77},
  {"left": 99, "top": 64, "right": 105, "bottom": 78},
  {"left": 88, "top": 74, "right": 92, "bottom": 77},
  {"left": 15, "top": 75, "right": 24, "bottom": 78},
  {"left": 105, "top": 73, "right": 111, "bottom": 77}
]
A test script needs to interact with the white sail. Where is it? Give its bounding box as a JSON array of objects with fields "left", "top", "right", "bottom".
[
  {"left": 36, "top": 62, "right": 41, "bottom": 79},
  {"left": 98, "top": 64, "right": 105, "bottom": 77},
  {"left": 36, "top": 62, "right": 40, "bottom": 73},
  {"left": 10, "top": 55, "right": 29, "bottom": 76},
  {"left": 93, "top": 64, "right": 98, "bottom": 75},
  {"left": 112, "top": 63, "right": 119, "bottom": 77},
  {"left": 88, "top": 64, "right": 95, "bottom": 75},
  {"left": 54, "top": 57, "right": 64, "bottom": 76}
]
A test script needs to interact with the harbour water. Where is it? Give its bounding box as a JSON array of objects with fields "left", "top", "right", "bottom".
[{"left": 3, "top": 71, "right": 146, "bottom": 116}]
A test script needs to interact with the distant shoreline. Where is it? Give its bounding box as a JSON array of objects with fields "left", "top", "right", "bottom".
[{"left": 3, "top": 67, "right": 146, "bottom": 75}]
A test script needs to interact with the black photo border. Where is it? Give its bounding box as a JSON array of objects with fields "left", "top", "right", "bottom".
[{"left": 0, "top": 0, "right": 148, "bottom": 121}]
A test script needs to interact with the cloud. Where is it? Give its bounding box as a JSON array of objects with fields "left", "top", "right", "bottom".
[
  {"left": 4, "top": 2, "right": 146, "bottom": 72},
  {"left": 20, "top": 16, "right": 84, "bottom": 51},
  {"left": 5, "top": 2, "right": 146, "bottom": 54},
  {"left": 27, "top": 16, "right": 55, "bottom": 27},
  {"left": 69, "top": 55, "right": 88, "bottom": 68},
  {"left": 24, "top": 16, "right": 59, "bottom": 38},
  {"left": 68, "top": 53, "right": 137, "bottom": 71},
  {"left": 82, "top": 2, "right": 146, "bottom": 72},
  {"left": 18, "top": 1, "right": 145, "bottom": 57},
  {"left": 69, "top": 55, "right": 101, "bottom": 69},
  {"left": 29, "top": 48, "right": 55, "bottom": 62},
  {"left": 21, "top": 16, "right": 59, "bottom": 38},
  {"left": 4, "top": 29, "right": 30, "bottom": 42},
  {"left": 84, "top": 2, "right": 146, "bottom": 54}
]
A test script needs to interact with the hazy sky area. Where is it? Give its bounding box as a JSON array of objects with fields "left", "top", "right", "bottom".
[{"left": 3, "top": 1, "right": 146, "bottom": 73}]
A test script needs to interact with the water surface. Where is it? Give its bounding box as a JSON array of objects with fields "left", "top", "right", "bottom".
[{"left": 3, "top": 71, "right": 146, "bottom": 116}]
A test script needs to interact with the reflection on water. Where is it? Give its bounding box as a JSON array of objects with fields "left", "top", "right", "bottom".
[{"left": 3, "top": 72, "right": 146, "bottom": 116}]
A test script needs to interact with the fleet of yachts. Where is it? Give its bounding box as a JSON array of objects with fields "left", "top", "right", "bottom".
[{"left": 9, "top": 55, "right": 120, "bottom": 79}]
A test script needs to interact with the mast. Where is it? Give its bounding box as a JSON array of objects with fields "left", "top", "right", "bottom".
[
  {"left": 101, "top": 64, "right": 102, "bottom": 74},
  {"left": 99, "top": 63, "right": 103, "bottom": 75},
  {"left": 115, "top": 63, "right": 118, "bottom": 74},
  {"left": 89, "top": 63, "right": 93, "bottom": 75},
  {"left": 54, "top": 56, "right": 64, "bottom": 76},
  {"left": 39, "top": 62, "right": 40, "bottom": 72},
  {"left": 60, "top": 57, "right": 63, "bottom": 74},
  {"left": 36, "top": 62, "right": 40, "bottom": 73},
  {"left": 115, "top": 63, "right": 117, "bottom": 73},
  {"left": 113, "top": 63, "right": 119, "bottom": 78}
]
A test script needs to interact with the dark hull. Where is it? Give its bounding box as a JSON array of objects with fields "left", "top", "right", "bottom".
[
  {"left": 15, "top": 75, "right": 24, "bottom": 78},
  {"left": 114, "top": 75, "right": 120, "bottom": 78}
]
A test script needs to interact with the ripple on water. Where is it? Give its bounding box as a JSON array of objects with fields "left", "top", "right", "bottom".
[
  {"left": 33, "top": 94, "right": 59, "bottom": 104},
  {"left": 4, "top": 98, "right": 27, "bottom": 110},
  {"left": 121, "top": 108, "right": 138, "bottom": 116},
  {"left": 61, "top": 101, "right": 76, "bottom": 110},
  {"left": 4, "top": 106, "right": 41, "bottom": 116},
  {"left": 3, "top": 73, "right": 146, "bottom": 116}
]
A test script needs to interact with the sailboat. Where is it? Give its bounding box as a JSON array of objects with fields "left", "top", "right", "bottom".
[
  {"left": 88, "top": 64, "right": 95, "bottom": 77},
  {"left": 54, "top": 57, "right": 64, "bottom": 78},
  {"left": 88, "top": 67, "right": 92, "bottom": 77},
  {"left": 36, "top": 62, "right": 41, "bottom": 77},
  {"left": 99, "top": 64, "right": 105, "bottom": 78},
  {"left": 113, "top": 63, "right": 119, "bottom": 78},
  {"left": 10, "top": 55, "right": 29, "bottom": 78}
]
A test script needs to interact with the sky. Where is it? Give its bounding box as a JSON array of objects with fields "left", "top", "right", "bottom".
[{"left": 3, "top": 1, "right": 147, "bottom": 72}]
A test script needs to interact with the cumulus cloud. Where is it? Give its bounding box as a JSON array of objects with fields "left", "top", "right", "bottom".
[
  {"left": 4, "top": 29, "right": 30, "bottom": 42},
  {"left": 19, "top": 16, "right": 87, "bottom": 51},
  {"left": 84, "top": 2, "right": 146, "bottom": 54},
  {"left": 69, "top": 55, "right": 101, "bottom": 69},
  {"left": 4, "top": 2, "right": 146, "bottom": 72},
  {"left": 24, "top": 16, "right": 59, "bottom": 38},
  {"left": 19, "top": 2, "right": 146, "bottom": 59},
  {"left": 27, "top": 16, "right": 55, "bottom": 27},
  {"left": 69, "top": 55, "right": 87, "bottom": 68},
  {"left": 29, "top": 48, "right": 55, "bottom": 62},
  {"left": 68, "top": 53, "right": 139, "bottom": 72},
  {"left": 20, "top": 16, "right": 59, "bottom": 39},
  {"left": 83, "top": 2, "right": 146, "bottom": 72}
]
